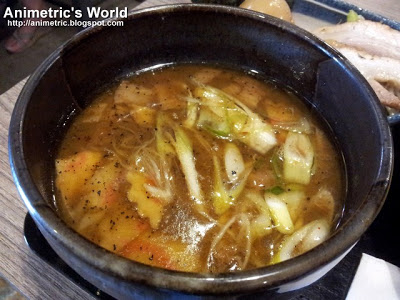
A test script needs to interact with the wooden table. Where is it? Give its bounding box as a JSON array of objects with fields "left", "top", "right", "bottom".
[{"left": 0, "top": 1, "right": 399, "bottom": 299}]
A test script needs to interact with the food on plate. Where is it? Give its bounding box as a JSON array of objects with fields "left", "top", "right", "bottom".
[
  {"left": 314, "top": 18, "right": 400, "bottom": 110},
  {"left": 240, "top": 0, "right": 293, "bottom": 22},
  {"left": 239, "top": 2, "right": 400, "bottom": 111},
  {"left": 54, "top": 65, "right": 344, "bottom": 272},
  {"left": 346, "top": 9, "right": 363, "bottom": 23},
  {"left": 331, "top": 46, "right": 400, "bottom": 110},
  {"left": 314, "top": 20, "right": 400, "bottom": 61}
]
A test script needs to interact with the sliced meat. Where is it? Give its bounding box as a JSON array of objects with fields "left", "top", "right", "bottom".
[
  {"left": 369, "top": 80, "right": 400, "bottom": 110},
  {"left": 314, "top": 20, "right": 400, "bottom": 61},
  {"left": 336, "top": 46, "right": 400, "bottom": 110}
]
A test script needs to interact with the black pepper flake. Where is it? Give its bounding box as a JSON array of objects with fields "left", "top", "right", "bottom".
[
  {"left": 113, "top": 244, "right": 116, "bottom": 251},
  {"left": 149, "top": 254, "right": 153, "bottom": 261},
  {"left": 97, "top": 190, "right": 101, "bottom": 196},
  {"left": 110, "top": 220, "right": 116, "bottom": 230}
]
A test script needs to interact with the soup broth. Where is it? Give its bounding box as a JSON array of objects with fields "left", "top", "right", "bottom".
[{"left": 55, "top": 65, "right": 344, "bottom": 273}]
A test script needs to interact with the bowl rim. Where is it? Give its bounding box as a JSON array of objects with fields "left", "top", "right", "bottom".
[{"left": 8, "top": 3, "right": 394, "bottom": 295}]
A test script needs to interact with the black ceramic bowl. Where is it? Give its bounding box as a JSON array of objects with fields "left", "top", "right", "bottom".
[{"left": 9, "top": 4, "right": 393, "bottom": 299}]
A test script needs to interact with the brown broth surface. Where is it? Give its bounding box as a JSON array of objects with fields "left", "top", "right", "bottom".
[{"left": 55, "top": 65, "right": 344, "bottom": 273}]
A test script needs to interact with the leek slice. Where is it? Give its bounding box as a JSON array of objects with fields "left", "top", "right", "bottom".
[
  {"left": 212, "top": 155, "right": 231, "bottom": 215},
  {"left": 194, "top": 85, "right": 277, "bottom": 154},
  {"left": 183, "top": 97, "right": 199, "bottom": 128},
  {"left": 280, "top": 190, "right": 305, "bottom": 222},
  {"left": 227, "top": 107, "right": 248, "bottom": 134},
  {"left": 271, "top": 147, "right": 284, "bottom": 181},
  {"left": 272, "top": 117, "right": 313, "bottom": 134},
  {"left": 239, "top": 115, "right": 277, "bottom": 154},
  {"left": 277, "top": 219, "right": 330, "bottom": 262},
  {"left": 245, "top": 190, "right": 270, "bottom": 217},
  {"left": 212, "top": 154, "right": 252, "bottom": 215},
  {"left": 264, "top": 188, "right": 305, "bottom": 224},
  {"left": 245, "top": 190, "right": 272, "bottom": 238},
  {"left": 224, "top": 143, "right": 245, "bottom": 183},
  {"left": 283, "top": 132, "right": 314, "bottom": 185},
  {"left": 229, "top": 166, "right": 252, "bottom": 200},
  {"left": 252, "top": 214, "right": 272, "bottom": 239},
  {"left": 173, "top": 127, "right": 203, "bottom": 205},
  {"left": 156, "top": 113, "right": 175, "bottom": 158},
  {"left": 265, "top": 193, "right": 294, "bottom": 234},
  {"left": 197, "top": 108, "right": 230, "bottom": 138},
  {"left": 193, "top": 86, "right": 230, "bottom": 117}
]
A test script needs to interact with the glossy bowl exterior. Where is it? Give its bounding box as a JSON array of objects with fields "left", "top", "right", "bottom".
[{"left": 9, "top": 4, "right": 393, "bottom": 299}]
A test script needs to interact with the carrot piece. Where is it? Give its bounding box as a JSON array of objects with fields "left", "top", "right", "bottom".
[
  {"left": 118, "top": 232, "right": 200, "bottom": 272},
  {"left": 98, "top": 217, "right": 150, "bottom": 253},
  {"left": 126, "top": 171, "right": 164, "bottom": 229},
  {"left": 83, "top": 163, "right": 124, "bottom": 208},
  {"left": 119, "top": 237, "right": 177, "bottom": 270},
  {"left": 55, "top": 151, "right": 102, "bottom": 205}
]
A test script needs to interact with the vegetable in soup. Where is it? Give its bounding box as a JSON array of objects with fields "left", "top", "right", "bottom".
[{"left": 55, "top": 65, "right": 344, "bottom": 273}]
